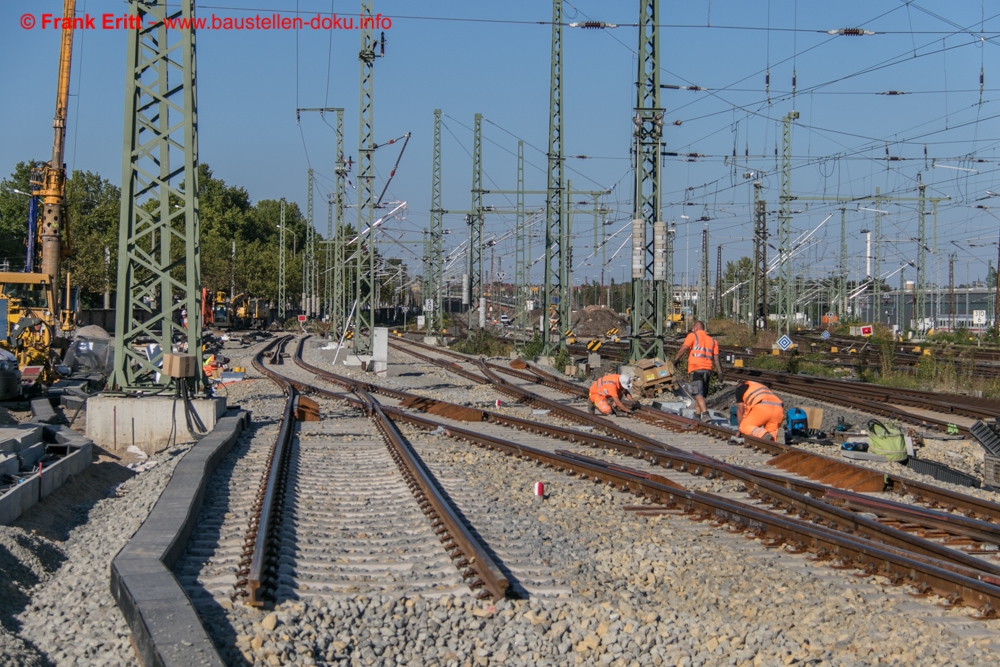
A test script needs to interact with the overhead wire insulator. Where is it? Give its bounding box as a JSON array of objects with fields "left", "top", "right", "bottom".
[
  {"left": 879, "top": 91, "right": 906, "bottom": 95},
  {"left": 569, "top": 21, "right": 617, "bottom": 29},
  {"left": 827, "top": 28, "right": 875, "bottom": 36},
  {"left": 661, "top": 84, "right": 702, "bottom": 91}
]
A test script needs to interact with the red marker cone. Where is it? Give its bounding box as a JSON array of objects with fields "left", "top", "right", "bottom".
[{"left": 534, "top": 481, "right": 544, "bottom": 499}]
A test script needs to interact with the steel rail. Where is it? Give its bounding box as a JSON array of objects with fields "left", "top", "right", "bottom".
[
  {"left": 390, "top": 338, "right": 1000, "bottom": 526},
  {"left": 379, "top": 407, "right": 1000, "bottom": 615},
  {"left": 304, "top": 344, "right": 1000, "bottom": 548},
  {"left": 294, "top": 341, "right": 1000, "bottom": 576},
  {"left": 271, "top": 338, "right": 511, "bottom": 600},
  {"left": 296, "top": 345, "right": 1000, "bottom": 615},
  {"left": 554, "top": 449, "right": 1000, "bottom": 585},
  {"left": 728, "top": 367, "right": 996, "bottom": 422},
  {"left": 235, "top": 335, "right": 297, "bottom": 606},
  {"left": 350, "top": 385, "right": 511, "bottom": 600},
  {"left": 727, "top": 368, "right": 972, "bottom": 437}
]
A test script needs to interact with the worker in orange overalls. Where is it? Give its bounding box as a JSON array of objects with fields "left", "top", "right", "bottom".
[
  {"left": 735, "top": 380, "right": 784, "bottom": 441},
  {"left": 673, "top": 319, "right": 723, "bottom": 420},
  {"left": 588, "top": 373, "right": 635, "bottom": 416}
]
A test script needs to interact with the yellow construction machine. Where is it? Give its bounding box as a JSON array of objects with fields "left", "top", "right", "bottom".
[
  {"left": 232, "top": 294, "right": 271, "bottom": 329},
  {"left": 0, "top": 274, "right": 70, "bottom": 385},
  {"left": 667, "top": 301, "right": 686, "bottom": 326}
]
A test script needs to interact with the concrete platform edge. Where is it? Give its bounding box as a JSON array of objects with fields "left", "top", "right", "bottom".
[{"left": 110, "top": 409, "right": 250, "bottom": 667}]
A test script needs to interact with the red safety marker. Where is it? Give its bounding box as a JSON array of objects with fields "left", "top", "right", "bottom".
[
  {"left": 495, "top": 399, "right": 502, "bottom": 408},
  {"left": 534, "top": 481, "right": 544, "bottom": 498}
]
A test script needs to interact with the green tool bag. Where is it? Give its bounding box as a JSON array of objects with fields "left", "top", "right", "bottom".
[{"left": 866, "top": 419, "right": 907, "bottom": 462}]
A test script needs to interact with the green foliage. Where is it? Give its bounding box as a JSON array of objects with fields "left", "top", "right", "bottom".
[
  {"left": 520, "top": 334, "right": 544, "bottom": 358},
  {"left": 450, "top": 329, "right": 511, "bottom": 357},
  {"left": 0, "top": 162, "right": 36, "bottom": 269},
  {"left": 553, "top": 347, "right": 572, "bottom": 372},
  {"left": 0, "top": 160, "right": 408, "bottom": 316},
  {"left": 747, "top": 354, "right": 787, "bottom": 371},
  {"left": 63, "top": 170, "right": 121, "bottom": 305}
]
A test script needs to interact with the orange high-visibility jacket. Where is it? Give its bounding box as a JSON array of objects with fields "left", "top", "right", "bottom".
[
  {"left": 742, "top": 381, "right": 782, "bottom": 409},
  {"left": 589, "top": 374, "right": 623, "bottom": 400},
  {"left": 683, "top": 330, "right": 718, "bottom": 372}
]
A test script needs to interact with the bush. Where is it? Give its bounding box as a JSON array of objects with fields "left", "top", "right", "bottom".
[
  {"left": 450, "top": 329, "right": 511, "bottom": 357},
  {"left": 553, "top": 347, "right": 572, "bottom": 372},
  {"left": 520, "top": 334, "right": 544, "bottom": 359}
]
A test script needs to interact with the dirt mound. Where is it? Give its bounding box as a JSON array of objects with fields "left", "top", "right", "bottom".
[{"left": 571, "top": 306, "right": 628, "bottom": 337}]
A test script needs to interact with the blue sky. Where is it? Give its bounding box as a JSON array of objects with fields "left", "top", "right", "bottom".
[{"left": 2, "top": 1, "right": 1000, "bottom": 291}]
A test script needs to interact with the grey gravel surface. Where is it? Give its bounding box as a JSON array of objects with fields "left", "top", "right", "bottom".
[
  {"left": 0, "top": 441, "right": 191, "bottom": 666},
  {"left": 188, "top": 337, "right": 1000, "bottom": 667},
  {"left": 17, "top": 334, "right": 993, "bottom": 667}
]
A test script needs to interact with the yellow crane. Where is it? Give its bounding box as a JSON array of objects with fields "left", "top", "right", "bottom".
[{"left": 0, "top": 0, "right": 76, "bottom": 385}]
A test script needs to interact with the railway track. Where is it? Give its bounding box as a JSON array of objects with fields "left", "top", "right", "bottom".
[
  {"left": 562, "top": 332, "right": 1000, "bottom": 379},
  {"left": 270, "top": 336, "right": 1000, "bottom": 615},
  {"left": 393, "top": 337, "right": 1000, "bottom": 521},
  {"left": 227, "top": 336, "right": 510, "bottom": 605}
]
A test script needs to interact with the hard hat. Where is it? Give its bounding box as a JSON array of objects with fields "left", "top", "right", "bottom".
[{"left": 619, "top": 374, "right": 632, "bottom": 391}]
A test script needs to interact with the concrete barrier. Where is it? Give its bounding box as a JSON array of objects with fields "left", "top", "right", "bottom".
[
  {"left": 0, "top": 425, "right": 93, "bottom": 525},
  {"left": 110, "top": 410, "right": 249, "bottom": 667}
]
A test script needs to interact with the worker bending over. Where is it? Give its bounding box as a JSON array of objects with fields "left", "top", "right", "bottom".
[
  {"left": 589, "top": 373, "right": 635, "bottom": 416},
  {"left": 673, "top": 319, "right": 723, "bottom": 420},
  {"left": 735, "top": 380, "right": 784, "bottom": 441}
]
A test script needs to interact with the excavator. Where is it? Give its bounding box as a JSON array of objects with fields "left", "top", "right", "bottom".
[
  {"left": 201, "top": 289, "right": 232, "bottom": 329},
  {"left": 0, "top": 0, "right": 77, "bottom": 387}
]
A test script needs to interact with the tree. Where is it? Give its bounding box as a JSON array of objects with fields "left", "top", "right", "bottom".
[
  {"left": 0, "top": 162, "right": 37, "bottom": 270},
  {"left": 64, "top": 170, "right": 121, "bottom": 304}
]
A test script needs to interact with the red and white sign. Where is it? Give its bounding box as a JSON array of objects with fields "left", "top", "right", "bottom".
[
  {"left": 534, "top": 481, "right": 545, "bottom": 497},
  {"left": 860, "top": 325, "right": 873, "bottom": 336},
  {"left": 297, "top": 315, "right": 307, "bottom": 323}
]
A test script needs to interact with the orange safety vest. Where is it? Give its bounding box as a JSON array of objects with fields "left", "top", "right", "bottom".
[
  {"left": 684, "top": 330, "right": 718, "bottom": 371},
  {"left": 590, "top": 374, "right": 622, "bottom": 400},
  {"left": 743, "top": 381, "right": 782, "bottom": 409}
]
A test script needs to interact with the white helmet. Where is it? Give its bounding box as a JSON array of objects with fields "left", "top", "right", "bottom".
[{"left": 619, "top": 374, "right": 632, "bottom": 391}]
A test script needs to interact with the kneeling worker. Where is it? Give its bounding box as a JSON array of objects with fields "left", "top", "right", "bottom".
[
  {"left": 735, "top": 380, "right": 784, "bottom": 441},
  {"left": 589, "top": 373, "right": 635, "bottom": 416}
]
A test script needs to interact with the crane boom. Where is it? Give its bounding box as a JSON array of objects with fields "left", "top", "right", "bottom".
[{"left": 38, "top": 0, "right": 76, "bottom": 317}]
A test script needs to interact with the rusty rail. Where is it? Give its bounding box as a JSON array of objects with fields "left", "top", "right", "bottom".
[
  {"left": 351, "top": 385, "right": 511, "bottom": 600},
  {"left": 389, "top": 338, "right": 1000, "bottom": 525},
  {"left": 381, "top": 406, "right": 1000, "bottom": 614},
  {"left": 234, "top": 336, "right": 297, "bottom": 606},
  {"left": 279, "top": 338, "right": 1000, "bottom": 612}
]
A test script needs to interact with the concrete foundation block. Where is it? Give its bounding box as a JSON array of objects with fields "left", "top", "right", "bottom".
[
  {"left": 343, "top": 354, "right": 372, "bottom": 367},
  {"left": 86, "top": 395, "right": 227, "bottom": 455},
  {"left": 535, "top": 356, "right": 554, "bottom": 368},
  {"left": 0, "top": 477, "right": 39, "bottom": 525},
  {"left": 30, "top": 398, "right": 60, "bottom": 424},
  {"left": 0, "top": 425, "right": 44, "bottom": 454},
  {"left": 588, "top": 353, "right": 602, "bottom": 367},
  {"left": 0, "top": 454, "right": 18, "bottom": 477},
  {"left": 18, "top": 443, "right": 44, "bottom": 470},
  {"left": 423, "top": 336, "right": 441, "bottom": 347}
]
